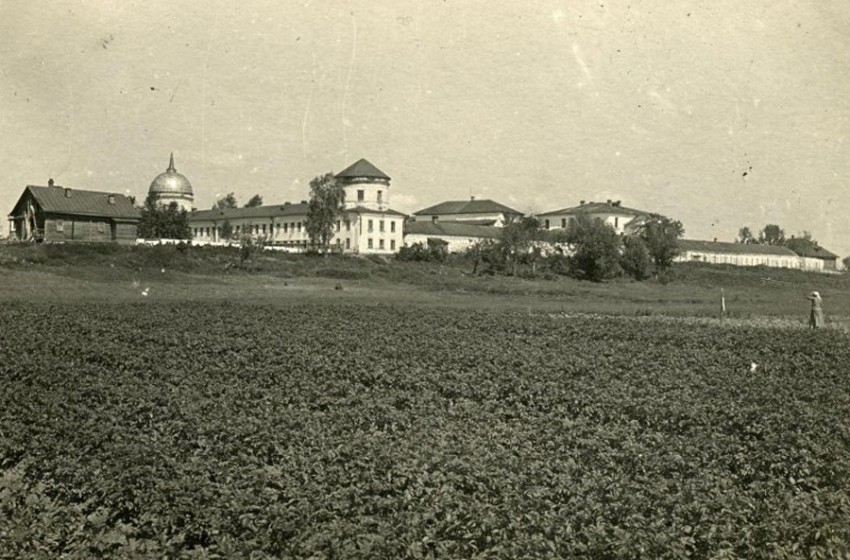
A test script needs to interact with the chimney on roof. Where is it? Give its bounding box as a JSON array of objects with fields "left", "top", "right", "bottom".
[
  {"left": 713, "top": 237, "right": 718, "bottom": 243},
  {"left": 579, "top": 200, "right": 585, "bottom": 205},
  {"left": 64, "top": 188, "right": 72, "bottom": 198},
  {"left": 300, "top": 200, "right": 307, "bottom": 204},
  {"left": 470, "top": 195, "right": 476, "bottom": 201},
  {"left": 614, "top": 200, "right": 621, "bottom": 207},
  {"left": 107, "top": 194, "right": 115, "bottom": 205},
  {"left": 48, "top": 178, "right": 54, "bottom": 187},
  {"left": 606, "top": 199, "right": 612, "bottom": 205},
  {"left": 283, "top": 202, "right": 290, "bottom": 205}
]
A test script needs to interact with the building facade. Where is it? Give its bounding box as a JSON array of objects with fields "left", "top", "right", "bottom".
[
  {"left": 675, "top": 239, "right": 828, "bottom": 271},
  {"left": 537, "top": 200, "right": 649, "bottom": 235},
  {"left": 404, "top": 221, "right": 502, "bottom": 253},
  {"left": 412, "top": 198, "right": 522, "bottom": 227},
  {"left": 8, "top": 182, "right": 140, "bottom": 243},
  {"left": 187, "top": 159, "right": 405, "bottom": 254}
]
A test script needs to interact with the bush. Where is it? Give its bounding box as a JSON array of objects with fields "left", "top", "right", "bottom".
[{"left": 621, "top": 236, "right": 652, "bottom": 280}]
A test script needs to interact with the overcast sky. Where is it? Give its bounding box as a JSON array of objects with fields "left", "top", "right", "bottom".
[{"left": 1, "top": 1, "right": 848, "bottom": 254}]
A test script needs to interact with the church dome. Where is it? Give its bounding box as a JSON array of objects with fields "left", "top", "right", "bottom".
[{"left": 149, "top": 153, "right": 193, "bottom": 196}]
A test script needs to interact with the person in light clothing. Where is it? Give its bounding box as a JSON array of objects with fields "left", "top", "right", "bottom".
[{"left": 807, "top": 291, "right": 824, "bottom": 329}]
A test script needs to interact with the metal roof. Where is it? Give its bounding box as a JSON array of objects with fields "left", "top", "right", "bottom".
[
  {"left": 9, "top": 185, "right": 140, "bottom": 220},
  {"left": 538, "top": 201, "right": 649, "bottom": 217},
  {"left": 413, "top": 199, "right": 522, "bottom": 216},
  {"left": 678, "top": 239, "right": 797, "bottom": 256},
  {"left": 335, "top": 158, "right": 390, "bottom": 180},
  {"left": 189, "top": 203, "right": 406, "bottom": 222},
  {"left": 405, "top": 221, "right": 502, "bottom": 239},
  {"left": 190, "top": 203, "right": 310, "bottom": 221}
]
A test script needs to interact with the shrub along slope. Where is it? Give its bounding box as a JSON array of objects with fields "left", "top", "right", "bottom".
[{"left": 1, "top": 302, "right": 849, "bottom": 558}]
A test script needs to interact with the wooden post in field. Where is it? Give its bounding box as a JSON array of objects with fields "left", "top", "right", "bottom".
[{"left": 720, "top": 288, "right": 727, "bottom": 316}]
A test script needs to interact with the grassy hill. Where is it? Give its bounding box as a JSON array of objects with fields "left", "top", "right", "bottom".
[{"left": 0, "top": 242, "right": 847, "bottom": 324}]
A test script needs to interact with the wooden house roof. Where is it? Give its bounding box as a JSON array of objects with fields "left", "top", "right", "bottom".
[{"left": 9, "top": 185, "right": 140, "bottom": 220}]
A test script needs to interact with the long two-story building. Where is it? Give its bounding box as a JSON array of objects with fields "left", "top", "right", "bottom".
[{"left": 188, "top": 159, "right": 405, "bottom": 254}]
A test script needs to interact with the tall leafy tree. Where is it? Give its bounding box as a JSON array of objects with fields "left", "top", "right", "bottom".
[
  {"left": 213, "top": 193, "right": 238, "bottom": 210},
  {"left": 759, "top": 224, "right": 785, "bottom": 245},
  {"left": 565, "top": 214, "right": 623, "bottom": 281},
  {"left": 244, "top": 194, "right": 263, "bottom": 208},
  {"left": 138, "top": 194, "right": 191, "bottom": 239},
  {"left": 738, "top": 226, "right": 756, "bottom": 244},
  {"left": 620, "top": 235, "right": 652, "bottom": 280},
  {"left": 637, "top": 213, "right": 684, "bottom": 273},
  {"left": 305, "top": 173, "right": 345, "bottom": 253},
  {"left": 499, "top": 216, "right": 541, "bottom": 275}
]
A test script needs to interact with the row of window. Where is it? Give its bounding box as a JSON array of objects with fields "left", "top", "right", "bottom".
[
  {"left": 193, "top": 219, "right": 400, "bottom": 239},
  {"left": 541, "top": 216, "right": 620, "bottom": 230},
  {"left": 356, "top": 189, "right": 383, "bottom": 203}
]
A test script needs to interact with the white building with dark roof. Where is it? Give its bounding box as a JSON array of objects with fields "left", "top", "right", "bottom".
[
  {"left": 675, "top": 239, "right": 829, "bottom": 271},
  {"left": 412, "top": 197, "right": 523, "bottom": 227},
  {"left": 537, "top": 200, "right": 650, "bottom": 235},
  {"left": 188, "top": 159, "right": 406, "bottom": 254},
  {"left": 404, "top": 221, "right": 502, "bottom": 253}
]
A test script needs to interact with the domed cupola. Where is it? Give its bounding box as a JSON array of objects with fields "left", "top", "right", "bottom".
[{"left": 148, "top": 153, "right": 194, "bottom": 211}]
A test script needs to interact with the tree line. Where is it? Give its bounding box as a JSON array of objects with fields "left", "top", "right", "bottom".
[
  {"left": 400, "top": 213, "right": 685, "bottom": 282},
  {"left": 737, "top": 224, "right": 825, "bottom": 256}
]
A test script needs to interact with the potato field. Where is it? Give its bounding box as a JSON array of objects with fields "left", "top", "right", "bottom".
[{"left": 2, "top": 302, "right": 850, "bottom": 559}]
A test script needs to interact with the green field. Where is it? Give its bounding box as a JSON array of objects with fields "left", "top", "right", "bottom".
[{"left": 1, "top": 246, "right": 850, "bottom": 558}]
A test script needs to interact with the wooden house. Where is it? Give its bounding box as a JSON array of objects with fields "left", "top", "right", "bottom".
[{"left": 8, "top": 182, "right": 141, "bottom": 244}]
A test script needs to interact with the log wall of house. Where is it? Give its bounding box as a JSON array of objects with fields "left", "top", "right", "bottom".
[{"left": 42, "top": 215, "right": 136, "bottom": 243}]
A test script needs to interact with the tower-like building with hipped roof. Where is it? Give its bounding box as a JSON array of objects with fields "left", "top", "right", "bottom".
[{"left": 187, "top": 158, "right": 405, "bottom": 254}]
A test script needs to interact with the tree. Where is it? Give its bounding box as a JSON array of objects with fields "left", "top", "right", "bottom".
[
  {"left": 220, "top": 219, "right": 234, "bottom": 241},
  {"left": 637, "top": 213, "right": 684, "bottom": 274},
  {"left": 244, "top": 194, "right": 263, "bottom": 208},
  {"left": 499, "top": 216, "right": 541, "bottom": 275},
  {"left": 738, "top": 226, "right": 756, "bottom": 244},
  {"left": 305, "top": 173, "right": 345, "bottom": 254},
  {"left": 213, "top": 193, "right": 238, "bottom": 210},
  {"left": 759, "top": 224, "right": 785, "bottom": 246},
  {"left": 138, "top": 194, "right": 191, "bottom": 239},
  {"left": 620, "top": 235, "right": 652, "bottom": 280},
  {"left": 565, "top": 214, "right": 622, "bottom": 281}
]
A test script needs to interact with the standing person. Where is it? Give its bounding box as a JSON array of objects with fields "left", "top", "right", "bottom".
[{"left": 807, "top": 291, "right": 824, "bottom": 329}]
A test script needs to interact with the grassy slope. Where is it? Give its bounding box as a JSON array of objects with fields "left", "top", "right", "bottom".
[{"left": 0, "top": 242, "right": 848, "bottom": 324}]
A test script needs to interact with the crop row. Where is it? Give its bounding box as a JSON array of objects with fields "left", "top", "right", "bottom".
[{"left": 1, "top": 302, "right": 849, "bottom": 559}]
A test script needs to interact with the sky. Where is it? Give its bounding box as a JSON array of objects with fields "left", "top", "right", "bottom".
[{"left": 1, "top": 1, "right": 849, "bottom": 254}]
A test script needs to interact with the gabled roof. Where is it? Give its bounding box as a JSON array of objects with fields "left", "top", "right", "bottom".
[
  {"left": 336, "top": 158, "right": 390, "bottom": 180},
  {"left": 9, "top": 185, "right": 140, "bottom": 220},
  {"left": 789, "top": 244, "right": 839, "bottom": 260},
  {"left": 678, "top": 239, "right": 797, "bottom": 256},
  {"left": 405, "top": 221, "right": 502, "bottom": 239},
  {"left": 538, "top": 201, "right": 649, "bottom": 217},
  {"left": 413, "top": 199, "right": 522, "bottom": 217}
]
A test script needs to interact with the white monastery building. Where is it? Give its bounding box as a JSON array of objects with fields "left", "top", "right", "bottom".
[
  {"left": 412, "top": 198, "right": 522, "bottom": 227},
  {"left": 537, "top": 200, "right": 649, "bottom": 235},
  {"left": 404, "top": 222, "right": 502, "bottom": 253},
  {"left": 187, "top": 159, "right": 405, "bottom": 254},
  {"left": 148, "top": 153, "right": 194, "bottom": 212},
  {"left": 675, "top": 239, "right": 835, "bottom": 272}
]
